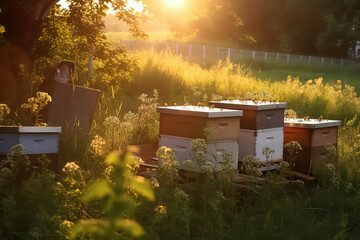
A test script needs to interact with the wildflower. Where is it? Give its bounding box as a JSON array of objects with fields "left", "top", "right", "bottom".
[
  {"left": 191, "top": 139, "right": 207, "bottom": 152},
  {"left": 183, "top": 159, "right": 194, "bottom": 170},
  {"left": 154, "top": 205, "right": 167, "bottom": 215},
  {"left": 0, "top": 103, "right": 10, "bottom": 121},
  {"left": 149, "top": 177, "right": 159, "bottom": 188},
  {"left": 200, "top": 161, "right": 214, "bottom": 173},
  {"left": 240, "top": 155, "right": 262, "bottom": 177},
  {"left": 62, "top": 162, "right": 81, "bottom": 173},
  {"left": 103, "top": 116, "right": 120, "bottom": 126},
  {"left": 90, "top": 135, "right": 106, "bottom": 155},
  {"left": 61, "top": 220, "right": 74, "bottom": 228}
]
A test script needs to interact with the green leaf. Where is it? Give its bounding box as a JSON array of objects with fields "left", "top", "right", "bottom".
[
  {"left": 115, "top": 219, "right": 144, "bottom": 237},
  {"left": 70, "top": 220, "right": 109, "bottom": 239},
  {"left": 105, "top": 152, "right": 120, "bottom": 165},
  {"left": 82, "top": 181, "right": 113, "bottom": 201},
  {"left": 131, "top": 176, "right": 155, "bottom": 201}
]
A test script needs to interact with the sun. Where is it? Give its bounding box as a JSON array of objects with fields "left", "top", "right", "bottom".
[{"left": 163, "top": 0, "right": 185, "bottom": 8}]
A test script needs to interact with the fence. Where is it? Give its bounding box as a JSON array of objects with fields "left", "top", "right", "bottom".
[{"left": 119, "top": 39, "right": 359, "bottom": 68}]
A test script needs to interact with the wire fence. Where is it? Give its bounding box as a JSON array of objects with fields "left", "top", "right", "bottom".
[{"left": 119, "top": 39, "right": 359, "bottom": 68}]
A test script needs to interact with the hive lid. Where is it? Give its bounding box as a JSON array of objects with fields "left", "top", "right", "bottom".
[
  {"left": 284, "top": 119, "right": 341, "bottom": 128},
  {"left": 157, "top": 106, "right": 243, "bottom": 118},
  {"left": 209, "top": 100, "right": 287, "bottom": 110},
  {"left": 0, "top": 126, "right": 62, "bottom": 133}
]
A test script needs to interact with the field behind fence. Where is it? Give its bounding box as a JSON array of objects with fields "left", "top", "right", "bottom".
[{"left": 119, "top": 40, "right": 359, "bottom": 68}]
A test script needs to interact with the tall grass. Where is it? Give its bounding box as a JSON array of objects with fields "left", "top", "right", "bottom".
[{"left": 130, "top": 50, "right": 360, "bottom": 120}]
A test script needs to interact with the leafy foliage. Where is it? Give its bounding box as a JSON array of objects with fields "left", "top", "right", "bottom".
[{"left": 71, "top": 150, "right": 154, "bottom": 240}]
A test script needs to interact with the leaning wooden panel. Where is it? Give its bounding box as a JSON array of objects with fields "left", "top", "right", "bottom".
[{"left": 47, "top": 82, "right": 101, "bottom": 136}]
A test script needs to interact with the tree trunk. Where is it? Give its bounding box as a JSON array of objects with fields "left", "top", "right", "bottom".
[
  {"left": 0, "top": 0, "right": 58, "bottom": 107},
  {"left": 0, "top": 0, "right": 58, "bottom": 52}
]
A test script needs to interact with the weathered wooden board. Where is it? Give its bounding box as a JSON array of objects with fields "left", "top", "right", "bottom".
[{"left": 46, "top": 82, "right": 101, "bottom": 136}]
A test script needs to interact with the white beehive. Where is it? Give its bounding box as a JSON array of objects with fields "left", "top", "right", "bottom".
[
  {"left": 0, "top": 127, "right": 61, "bottom": 155},
  {"left": 159, "top": 134, "right": 238, "bottom": 172},
  {"left": 238, "top": 127, "right": 284, "bottom": 171}
]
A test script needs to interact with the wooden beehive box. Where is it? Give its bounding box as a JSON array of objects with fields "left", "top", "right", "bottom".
[
  {"left": 159, "top": 135, "right": 238, "bottom": 172},
  {"left": 0, "top": 126, "right": 62, "bottom": 178},
  {"left": 284, "top": 119, "right": 341, "bottom": 176},
  {"left": 157, "top": 106, "right": 243, "bottom": 172},
  {"left": 209, "top": 100, "right": 287, "bottom": 130},
  {"left": 238, "top": 127, "right": 284, "bottom": 171},
  {"left": 157, "top": 106, "right": 243, "bottom": 140}
]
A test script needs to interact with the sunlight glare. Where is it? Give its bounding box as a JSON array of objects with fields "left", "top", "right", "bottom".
[{"left": 163, "top": 0, "right": 185, "bottom": 8}]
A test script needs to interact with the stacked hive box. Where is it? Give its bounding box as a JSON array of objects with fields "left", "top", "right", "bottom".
[
  {"left": 0, "top": 126, "right": 61, "bottom": 180},
  {"left": 157, "top": 106, "right": 243, "bottom": 172},
  {"left": 284, "top": 119, "right": 341, "bottom": 176},
  {"left": 210, "top": 100, "right": 287, "bottom": 171}
]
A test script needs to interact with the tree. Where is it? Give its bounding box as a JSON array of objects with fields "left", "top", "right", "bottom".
[{"left": 0, "top": 0, "right": 145, "bottom": 107}]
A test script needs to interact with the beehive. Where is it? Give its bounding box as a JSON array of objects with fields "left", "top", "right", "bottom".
[
  {"left": 210, "top": 100, "right": 287, "bottom": 171},
  {"left": 210, "top": 101, "right": 287, "bottom": 130},
  {"left": 238, "top": 128, "right": 284, "bottom": 171},
  {"left": 157, "top": 106, "right": 243, "bottom": 172},
  {"left": 159, "top": 135, "right": 238, "bottom": 171},
  {"left": 284, "top": 119, "right": 341, "bottom": 175},
  {"left": 0, "top": 126, "right": 62, "bottom": 179}
]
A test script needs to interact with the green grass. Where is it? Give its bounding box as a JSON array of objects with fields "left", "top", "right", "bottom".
[
  {"left": 249, "top": 62, "right": 360, "bottom": 94},
  {"left": 127, "top": 50, "right": 360, "bottom": 121},
  {"left": 105, "top": 31, "right": 360, "bottom": 96}
]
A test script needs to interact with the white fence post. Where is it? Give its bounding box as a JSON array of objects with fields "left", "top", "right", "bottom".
[
  {"left": 203, "top": 45, "right": 206, "bottom": 60},
  {"left": 277, "top": 53, "right": 280, "bottom": 62},
  {"left": 321, "top": 57, "right": 324, "bottom": 65},
  {"left": 252, "top": 51, "right": 255, "bottom": 60},
  {"left": 287, "top": 54, "right": 290, "bottom": 64},
  {"left": 309, "top": 56, "right": 312, "bottom": 64},
  {"left": 228, "top": 48, "right": 231, "bottom": 60},
  {"left": 341, "top": 58, "right": 344, "bottom": 67},
  {"left": 264, "top": 52, "right": 268, "bottom": 61},
  {"left": 189, "top": 44, "right": 192, "bottom": 59},
  {"left": 88, "top": 54, "right": 93, "bottom": 79}
]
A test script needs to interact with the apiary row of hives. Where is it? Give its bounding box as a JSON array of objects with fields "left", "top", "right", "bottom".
[{"left": 157, "top": 101, "right": 340, "bottom": 176}]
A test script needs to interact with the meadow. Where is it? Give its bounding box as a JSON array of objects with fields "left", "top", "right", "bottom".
[
  {"left": 3, "top": 48, "right": 360, "bottom": 239},
  {"left": 106, "top": 31, "right": 360, "bottom": 94}
]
